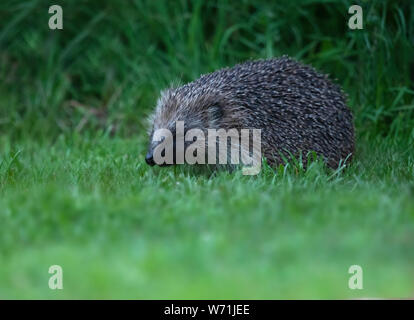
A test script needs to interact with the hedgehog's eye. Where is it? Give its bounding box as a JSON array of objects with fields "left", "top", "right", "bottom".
[{"left": 155, "top": 136, "right": 165, "bottom": 143}]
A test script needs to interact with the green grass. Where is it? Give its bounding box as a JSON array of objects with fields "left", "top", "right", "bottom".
[
  {"left": 0, "top": 135, "right": 414, "bottom": 298},
  {"left": 0, "top": 0, "right": 414, "bottom": 299}
]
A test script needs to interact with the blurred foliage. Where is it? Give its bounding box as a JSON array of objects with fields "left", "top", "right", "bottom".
[{"left": 0, "top": 0, "right": 413, "bottom": 141}]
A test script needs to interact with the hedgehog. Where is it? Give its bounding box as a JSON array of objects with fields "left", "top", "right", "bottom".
[{"left": 145, "top": 57, "right": 354, "bottom": 171}]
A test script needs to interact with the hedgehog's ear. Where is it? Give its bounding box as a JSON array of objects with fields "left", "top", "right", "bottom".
[{"left": 207, "top": 103, "right": 224, "bottom": 127}]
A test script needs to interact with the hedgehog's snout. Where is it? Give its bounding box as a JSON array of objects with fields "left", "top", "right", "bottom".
[
  {"left": 145, "top": 138, "right": 159, "bottom": 166},
  {"left": 145, "top": 134, "right": 174, "bottom": 167},
  {"left": 145, "top": 151, "right": 155, "bottom": 166},
  {"left": 145, "top": 136, "right": 156, "bottom": 166}
]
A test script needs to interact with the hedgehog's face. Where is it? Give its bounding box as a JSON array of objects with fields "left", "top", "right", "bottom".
[{"left": 145, "top": 89, "right": 224, "bottom": 166}]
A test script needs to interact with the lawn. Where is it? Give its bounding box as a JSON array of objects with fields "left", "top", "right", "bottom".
[{"left": 0, "top": 0, "right": 413, "bottom": 299}]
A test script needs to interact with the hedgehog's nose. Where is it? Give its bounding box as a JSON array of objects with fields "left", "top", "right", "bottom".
[{"left": 145, "top": 152, "right": 155, "bottom": 166}]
